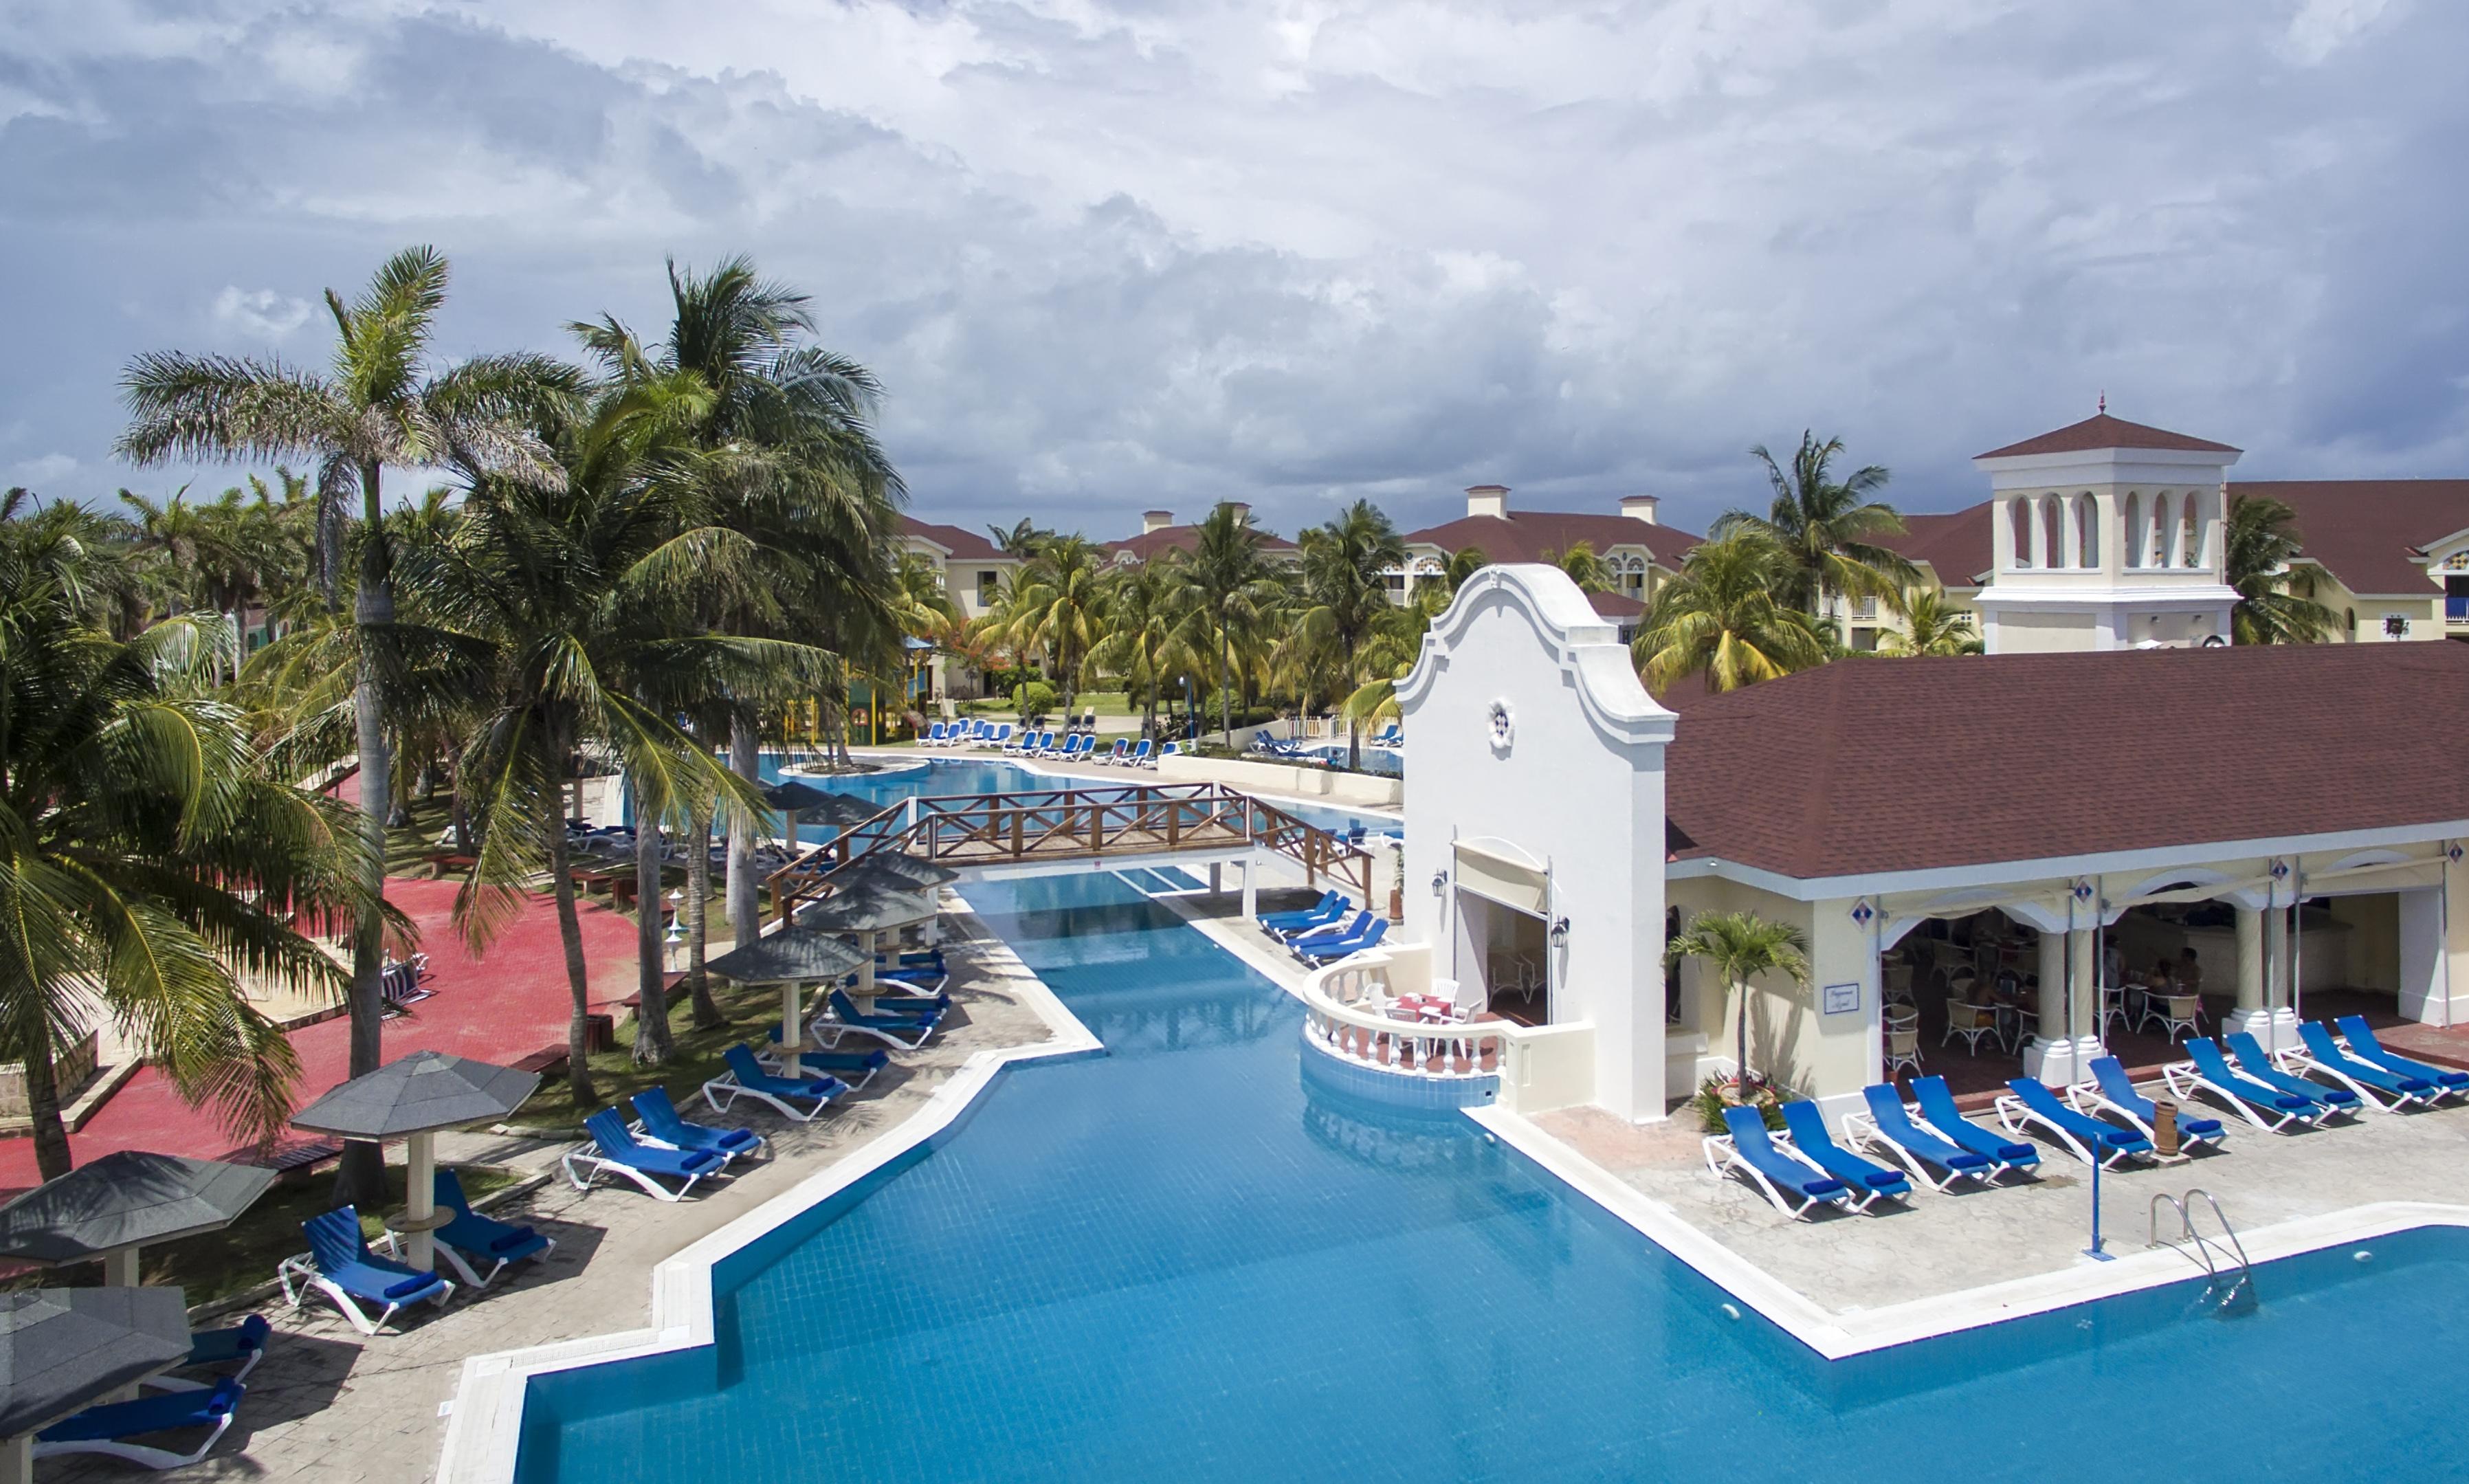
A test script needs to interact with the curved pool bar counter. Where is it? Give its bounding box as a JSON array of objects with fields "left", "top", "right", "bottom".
[{"left": 472, "top": 873, "right": 2469, "bottom": 1483}]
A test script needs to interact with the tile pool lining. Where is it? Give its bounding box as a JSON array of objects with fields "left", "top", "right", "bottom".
[{"left": 436, "top": 885, "right": 2469, "bottom": 1481}]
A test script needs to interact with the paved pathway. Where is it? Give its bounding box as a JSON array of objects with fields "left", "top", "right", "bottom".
[{"left": 40, "top": 913, "right": 1056, "bottom": 1484}]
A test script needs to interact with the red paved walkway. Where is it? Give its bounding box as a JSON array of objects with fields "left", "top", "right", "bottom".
[{"left": 0, "top": 878, "right": 638, "bottom": 1195}]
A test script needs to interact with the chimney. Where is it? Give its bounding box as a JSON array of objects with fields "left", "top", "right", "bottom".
[
  {"left": 1619, "top": 495, "right": 1659, "bottom": 525},
  {"left": 1141, "top": 509, "right": 1173, "bottom": 535},
  {"left": 1465, "top": 484, "right": 1509, "bottom": 519},
  {"left": 1223, "top": 501, "right": 1252, "bottom": 527}
]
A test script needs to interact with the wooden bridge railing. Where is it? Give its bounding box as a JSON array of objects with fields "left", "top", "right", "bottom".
[{"left": 765, "top": 782, "right": 1376, "bottom": 923}]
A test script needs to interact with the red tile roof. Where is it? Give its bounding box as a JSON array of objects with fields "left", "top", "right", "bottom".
[
  {"left": 1104, "top": 522, "right": 1298, "bottom": 560},
  {"left": 1879, "top": 505, "right": 1997, "bottom": 588},
  {"left": 1977, "top": 414, "right": 2241, "bottom": 461},
  {"left": 899, "top": 516, "right": 1008, "bottom": 562},
  {"left": 1586, "top": 590, "right": 1645, "bottom": 619},
  {"left": 2234, "top": 480, "right": 2469, "bottom": 596},
  {"left": 1402, "top": 512, "right": 1701, "bottom": 568},
  {"left": 1662, "top": 643, "right": 2469, "bottom": 882}
]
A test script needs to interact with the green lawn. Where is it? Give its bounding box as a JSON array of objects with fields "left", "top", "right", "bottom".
[
  {"left": 509, "top": 971, "right": 797, "bottom": 1129},
  {"left": 2, "top": 1163, "right": 522, "bottom": 1308}
]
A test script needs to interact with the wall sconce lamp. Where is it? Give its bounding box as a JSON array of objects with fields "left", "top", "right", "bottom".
[
  {"left": 1430, "top": 870, "right": 1449, "bottom": 898},
  {"left": 1548, "top": 916, "right": 1571, "bottom": 947}
]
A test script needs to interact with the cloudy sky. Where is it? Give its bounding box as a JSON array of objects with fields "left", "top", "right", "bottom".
[{"left": 2, "top": 0, "right": 2460, "bottom": 538}]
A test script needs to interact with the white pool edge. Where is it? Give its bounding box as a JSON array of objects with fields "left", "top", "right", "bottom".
[{"left": 433, "top": 889, "right": 1100, "bottom": 1484}]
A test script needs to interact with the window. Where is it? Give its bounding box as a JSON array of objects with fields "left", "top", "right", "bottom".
[
  {"left": 2122, "top": 493, "right": 2140, "bottom": 568},
  {"left": 2152, "top": 492, "right": 2174, "bottom": 568},
  {"left": 2384, "top": 613, "right": 2411, "bottom": 638},
  {"left": 2043, "top": 496, "right": 2064, "bottom": 569},
  {"left": 976, "top": 570, "right": 999, "bottom": 606},
  {"left": 1850, "top": 595, "right": 1878, "bottom": 619},
  {"left": 2010, "top": 498, "right": 2033, "bottom": 567},
  {"left": 2180, "top": 497, "right": 2201, "bottom": 568},
  {"left": 2075, "top": 494, "right": 2099, "bottom": 568},
  {"left": 1850, "top": 627, "right": 1879, "bottom": 652}
]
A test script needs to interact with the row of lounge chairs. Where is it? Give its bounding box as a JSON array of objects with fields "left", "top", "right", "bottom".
[
  {"left": 1712, "top": 1017, "right": 2468, "bottom": 1220},
  {"left": 1259, "top": 890, "right": 1388, "bottom": 963},
  {"left": 920, "top": 719, "right": 1014, "bottom": 749},
  {"left": 278, "top": 1171, "right": 555, "bottom": 1336}
]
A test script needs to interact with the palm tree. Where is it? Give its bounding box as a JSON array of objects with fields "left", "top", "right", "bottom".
[
  {"left": 996, "top": 534, "right": 1107, "bottom": 715},
  {"left": 2226, "top": 494, "right": 2338, "bottom": 645},
  {"left": 1633, "top": 533, "right": 1828, "bottom": 692},
  {"left": 985, "top": 518, "right": 1051, "bottom": 559},
  {"left": 1876, "top": 585, "right": 1982, "bottom": 656},
  {"left": 1085, "top": 557, "right": 1190, "bottom": 735},
  {"left": 1663, "top": 909, "right": 1809, "bottom": 1098},
  {"left": 1339, "top": 584, "right": 1447, "bottom": 738},
  {"left": 575, "top": 256, "right": 901, "bottom": 952},
  {"left": 1540, "top": 540, "right": 1614, "bottom": 595},
  {"left": 419, "top": 374, "right": 799, "bottom": 1094},
  {"left": 1717, "top": 432, "right": 1918, "bottom": 619},
  {"left": 1296, "top": 500, "right": 1408, "bottom": 769},
  {"left": 118, "top": 246, "right": 575, "bottom": 1204},
  {"left": 1168, "top": 504, "right": 1291, "bottom": 739},
  {"left": 0, "top": 500, "right": 379, "bottom": 1177},
  {"left": 1443, "top": 545, "right": 1490, "bottom": 595}
]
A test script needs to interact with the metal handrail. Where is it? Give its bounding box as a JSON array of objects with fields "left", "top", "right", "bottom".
[{"left": 2147, "top": 1188, "right": 2253, "bottom": 1303}]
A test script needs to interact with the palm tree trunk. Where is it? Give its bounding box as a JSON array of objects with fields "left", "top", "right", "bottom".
[
  {"left": 1734, "top": 973, "right": 1750, "bottom": 1092},
  {"left": 447, "top": 740, "right": 474, "bottom": 856},
  {"left": 336, "top": 465, "right": 392, "bottom": 1208},
  {"left": 541, "top": 731, "right": 600, "bottom": 1105},
  {"left": 685, "top": 801, "right": 724, "bottom": 1029},
  {"left": 1217, "top": 630, "right": 1232, "bottom": 740},
  {"left": 725, "top": 707, "right": 761, "bottom": 944},
  {"left": 20, "top": 1026, "right": 70, "bottom": 1182},
  {"left": 632, "top": 812, "right": 674, "bottom": 1064}
]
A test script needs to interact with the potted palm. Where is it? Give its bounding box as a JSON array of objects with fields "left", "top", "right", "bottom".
[{"left": 1665, "top": 909, "right": 1811, "bottom": 1130}]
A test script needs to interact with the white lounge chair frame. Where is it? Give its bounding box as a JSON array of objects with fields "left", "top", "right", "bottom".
[
  {"left": 276, "top": 1250, "right": 455, "bottom": 1336},
  {"left": 560, "top": 1144, "right": 713, "bottom": 1202},
  {"left": 2063, "top": 1078, "right": 2224, "bottom": 1160},
  {"left": 1837, "top": 1111, "right": 1986, "bottom": 1193},
  {"left": 32, "top": 1406, "right": 238, "bottom": 1471},
  {"left": 2158, "top": 1059, "right": 2330, "bottom": 1133},
  {"left": 2283, "top": 1041, "right": 2443, "bottom": 1113},
  {"left": 430, "top": 1228, "right": 557, "bottom": 1291},
  {"left": 1991, "top": 1091, "right": 2149, "bottom": 1170},
  {"left": 700, "top": 1066, "right": 838, "bottom": 1122},
  {"left": 1698, "top": 1132, "right": 1854, "bottom": 1220}
]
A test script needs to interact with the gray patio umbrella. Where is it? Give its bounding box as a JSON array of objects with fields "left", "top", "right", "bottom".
[
  {"left": 0, "top": 1151, "right": 276, "bottom": 1287},
  {"left": 827, "top": 855, "right": 959, "bottom": 894},
  {"left": 762, "top": 781, "right": 881, "bottom": 851},
  {"left": 289, "top": 1051, "right": 541, "bottom": 1270},
  {"left": 0, "top": 1286, "right": 191, "bottom": 1480},
  {"left": 707, "top": 929, "right": 870, "bottom": 1079},
  {"left": 797, "top": 889, "right": 937, "bottom": 1005}
]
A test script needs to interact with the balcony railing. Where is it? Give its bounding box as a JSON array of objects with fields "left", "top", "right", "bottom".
[{"left": 1300, "top": 945, "right": 1595, "bottom": 1111}]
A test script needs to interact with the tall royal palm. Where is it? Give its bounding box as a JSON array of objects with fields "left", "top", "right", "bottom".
[
  {"left": 1716, "top": 432, "right": 1918, "bottom": 618},
  {"left": 118, "top": 247, "right": 573, "bottom": 1202},
  {"left": 1, "top": 498, "right": 380, "bottom": 1178},
  {"left": 1170, "top": 504, "right": 1290, "bottom": 739},
  {"left": 1634, "top": 533, "right": 1828, "bottom": 694},
  {"left": 1086, "top": 558, "right": 1193, "bottom": 737},
  {"left": 577, "top": 256, "right": 902, "bottom": 953},
  {"left": 1296, "top": 500, "right": 1407, "bottom": 769},
  {"left": 2226, "top": 494, "right": 2338, "bottom": 645},
  {"left": 997, "top": 534, "right": 1106, "bottom": 716}
]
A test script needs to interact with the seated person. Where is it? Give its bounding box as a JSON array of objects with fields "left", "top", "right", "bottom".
[
  {"left": 2143, "top": 960, "right": 2175, "bottom": 992},
  {"left": 2176, "top": 946, "right": 2204, "bottom": 994}
]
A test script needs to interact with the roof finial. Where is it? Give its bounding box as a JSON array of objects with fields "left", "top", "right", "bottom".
[{"left": 2097, "top": 389, "right": 2106, "bottom": 415}]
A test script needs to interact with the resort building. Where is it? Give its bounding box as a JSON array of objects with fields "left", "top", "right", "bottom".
[
  {"left": 1385, "top": 562, "right": 2469, "bottom": 1125},
  {"left": 1871, "top": 414, "right": 2469, "bottom": 653},
  {"left": 1103, "top": 505, "right": 1300, "bottom": 564},
  {"left": 1391, "top": 484, "right": 1700, "bottom": 606},
  {"left": 898, "top": 516, "right": 1020, "bottom": 696}
]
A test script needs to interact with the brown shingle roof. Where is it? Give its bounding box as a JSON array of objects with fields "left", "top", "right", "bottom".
[
  {"left": 1879, "top": 505, "right": 1996, "bottom": 588},
  {"left": 1402, "top": 512, "right": 1701, "bottom": 568},
  {"left": 1977, "top": 414, "right": 2241, "bottom": 461},
  {"left": 900, "top": 516, "right": 1007, "bottom": 562},
  {"left": 1104, "top": 522, "right": 1298, "bottom": 560},
  {"left": 1586, "top": 590, "right": 1645, "bottom": 619},
  {"left": 1663, "top": 643, "right": 2469, "bottom": 883},
  {"left": 2233, "top": 480, "right": 2469, "bottom": 596}
]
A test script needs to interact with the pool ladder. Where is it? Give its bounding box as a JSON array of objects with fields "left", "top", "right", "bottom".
[{"left": 2147, "top": 1188, "right": 2256, "bottom": 1313}]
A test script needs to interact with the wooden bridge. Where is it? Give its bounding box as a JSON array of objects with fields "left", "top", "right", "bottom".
[{"left": 766, "top": 781, "right": 1377, "bottom": 922}]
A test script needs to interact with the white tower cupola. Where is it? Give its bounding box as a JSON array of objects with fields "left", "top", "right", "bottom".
[{"left": 1969, "top": 410, "right": 2243, "bottom": 654}]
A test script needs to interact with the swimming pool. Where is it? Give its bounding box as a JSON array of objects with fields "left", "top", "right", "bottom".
[{"left": 515, "top": 872, "right": 2464, "bottom": 1481}]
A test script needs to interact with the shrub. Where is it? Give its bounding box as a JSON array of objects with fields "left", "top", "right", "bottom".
[
  {"left": 1012, "top": 679, "right": 1058, "bottom": 724},
  {"left": 1694, "top": 1072, "right": 1788, "bottom": 1133}
]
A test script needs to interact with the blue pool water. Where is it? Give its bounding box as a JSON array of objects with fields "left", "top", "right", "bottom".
[{"left": 518, "top": 873, "right": 2464, "bottom": 1481}]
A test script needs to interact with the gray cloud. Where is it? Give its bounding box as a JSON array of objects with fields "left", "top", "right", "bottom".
[{"left": 1, "top": 0, "right": 2463, "bottom": 540}]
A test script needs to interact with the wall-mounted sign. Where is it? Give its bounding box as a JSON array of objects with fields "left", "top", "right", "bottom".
[{"left": 1821, "top": 982, "right": 1860, "bottom": 1016}]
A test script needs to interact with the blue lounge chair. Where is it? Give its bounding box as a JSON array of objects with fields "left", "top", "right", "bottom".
[
  {"left": 920, "top": 721, "right": 948, "bottom": 746},
  {"left": 760, "top": 1042, "right": 890, "bottom": 1088},
  {"left": 279, "top": 1206, "right": 455, "bottom": 1336},
  {"left": 564, "top": 1109, "right": 727, "bottom": 1201},
  {"left": 2337, "top": 1016, "right": 2469, "bottom": 1100},
  {"left": 1778, "top": 1100, "right": 1910, "bottom": 1210},
  {"left": 34, "top": 1377, "right": 245, "bottom": 1470},
  {"left": 2294, "top": 1021, "right": 2439, "bottom": 1110},
  {"left": 982, "top": 723, "right": 1012, "bottom": 751},
  {"left": 1994, "top": 1077, "right": 2154, "bottom": 1169},
  {"left": 1703, "top": 1105, "right": 1854, "bottom": 1219},
  {"left": 705, "top": 1043, "right": 849, "bottom": 1122},
  {"left": 632, "top": 1086, "right": 765, "bottom": 1164},
  {"left": 1287, "top": 909, "right": 1373, "bottom": 949},
  {"left": 1143, "top": 740, "right": 1167, "bottom": 766},
  {"left": 160, "top": 1314, "right": 272, "bottom": 1385},
  {"left": 429, "top": 1169, "right": 555, "bottom": 1289},
  {"left": 824, "top": 988, "right": 942, "bottom": 1050},
  {"left": 2226, "top": 1032, "right": 2362, "bottom": 1118},
  {"left": 2072, "top": 1056, "right": 2226, "bottom": 1155},
  {"left": 2164, "top": 1037, "right": 2336, "bottom": 1132},
  {"left": 1295, "top": 918, "right": 1386, "bottom": 964},
  {"left": 872, "top": 988, "right": 952, "bottom": 1015},
  {"left": 1846, "top": 1083, "right": 1994, "bottom": 1190},
  {"left": 1909, "top": 1076, "right": 2041, "bottom": 1178},
  {"left": 1098, "top": 739, "right": 1129, "bottom": 766},
  {"left": 1263, "top": 891, "right": 1349, "bottom": 936}
]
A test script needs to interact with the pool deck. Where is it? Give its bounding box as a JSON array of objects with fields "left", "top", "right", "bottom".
[{"left": 47, "top": 896, "right": 1062, "bottom": 1484}]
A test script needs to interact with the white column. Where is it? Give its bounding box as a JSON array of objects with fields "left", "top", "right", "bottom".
[
  {"left": 404, "top": 1131, "right": 437, "bottom": 1272},
  {"left": 2262, "top": 906, "right": 2294, "bottom": 1051},
  {"left": 100, "top": 1245, "right": 142, "bottom": 1287},
  {"left": 2226, "top": 905, "right": 2272, "bottom": 1038},
  {"left": 4, "top": 1431, "right": 32, "bottom": 1484},
  {"left": 1240, "top": 852, "right": 1259, "bottom": 919},
  {"left": 782, "top": 980, "right": 808, "bottom": 1076},
  {"left": 2023, "top": 927, "right": 2078, "bottom": 1084},
  {"left": 2068, "top": 927, "right": 2103, "bottom": 1067}
]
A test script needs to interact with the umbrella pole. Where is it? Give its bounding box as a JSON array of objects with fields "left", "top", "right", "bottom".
[
  {"left": 786, "top": 813, "right": 798, "bottom": 855},
  {"left": 4, "top": 1432, "right": 31, "bottom": 1484},
  {"left": 405, "top": 1132, "right": 437, "bottom": 1272},
  {"left": 859, "top": 931, "right": 877, "bottom": 1012},
  {"left": 784, "top": 980, "right": 806, "bottom": 1076}
]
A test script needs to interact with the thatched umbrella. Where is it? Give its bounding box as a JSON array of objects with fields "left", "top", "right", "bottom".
[
  {"left": 289, "top": 1052, "right": 540, "bottom": 1270},
  {"left": 0, "top": 1152, "right": 276, "bottom": 1288},
  {"left": 797, "top": 889, "right": 937, "bottom": 1008},
  {"left": 707, "top": 929, "right": 870, "bottom": 1076}
]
